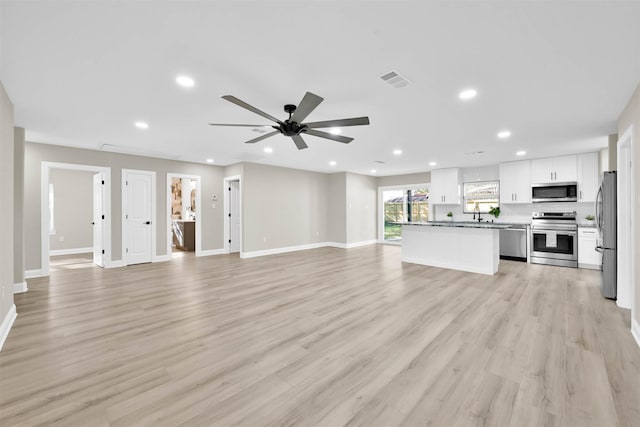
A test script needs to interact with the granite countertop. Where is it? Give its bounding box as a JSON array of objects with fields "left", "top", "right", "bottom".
[
  {"left": 400, "top": 221, "right": 512, "bottom": 230},
  {"left": 578, "top": 222, "right": 597, "bottom": 228}
]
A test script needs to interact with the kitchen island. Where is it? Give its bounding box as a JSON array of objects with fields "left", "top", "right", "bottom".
[{"left": 401, "top": 222, "right": 511, "bottom": 275}]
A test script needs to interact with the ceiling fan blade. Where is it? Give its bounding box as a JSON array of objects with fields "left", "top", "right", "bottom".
[
  {"left": 292, "top": 134, "right": 308, "bottom": 150},
  {"left": 222, "top": 95, "right": 281, "bottom": 123},
  {"left": 290, "top": 92, "right": 324, "bottom": 123},
  {"left": 303, "top": 116, "right": 370, "bottom": 129},
  {"left": 305, "top": 129, "right": 354, "bottom": 144},
  {"left": 244, "top": 130, "right": 279, "bottom": 144},
  {"left": 209, "top": 123, "right": 273, "bottom": 127}
]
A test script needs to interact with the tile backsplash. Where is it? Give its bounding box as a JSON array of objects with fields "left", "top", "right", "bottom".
[{"left": 433, "top": 201, "right": 595, "bottom": 224}]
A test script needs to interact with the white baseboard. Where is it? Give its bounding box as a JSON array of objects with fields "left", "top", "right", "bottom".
[
  {"left": 13, "top": 282, "right": 28, "bottom": 294},
  {"left": 326, "top": 242, "right": 347, "bottom": 249},
  {"left": 241, "top": 242, "right": 327, "bottom": 259},
  {"left": 106, "top": 260, "right": 125, "bottom": 269},
  {"left": 0, "top": 304, "right": 17, "bottom": 352},
  {"left": 345, "top": 239, "right": 378, "bottom": 249},
  {"left": 632, "top": 319, "right": 640, "bottom": 349},
  {"left": 153, "top": 254, "right": 171, "bottom": 263},
  {"left": 198, "top": 248, "right": 227, "bottom": 257},
  {"left": 25, "top": 269, "right": 44, "bottom": 279},
  {"left": 49, "top": 247, "right": 93, "bottom": 257}
]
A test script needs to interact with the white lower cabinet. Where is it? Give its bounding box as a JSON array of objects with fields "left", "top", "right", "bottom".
[{"left": 578, "top": 227, "right": 601, "bottom": 269}]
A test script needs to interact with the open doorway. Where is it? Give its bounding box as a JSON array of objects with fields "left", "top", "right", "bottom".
[
  {"left": 40, "top": 162, "right": 111, "bottom": 277},
  {"left": 166, "top": 173, "right": 201, "bottom": 259},
  {"left": 378, "top": 184, "right": 429, "bottom": 244},
  {"left": 224, "top": 175, "right": 242, "bottom": 254}
]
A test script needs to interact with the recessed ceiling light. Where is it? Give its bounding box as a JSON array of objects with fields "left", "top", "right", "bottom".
[
  {"left": 458, "top": 88, "right": 477, "bottom": 100},
  {"left": 329, "top": 161, "right": 337, "bottom": 166},
  {"left": 370, "top": 169, "right": 377, "bottom": 174},
  {"left": 516, "top": 150, "right": 527, "bottom": 156},
  {"left": 497, "top": 130, "right": 511, "bottom": 139},
  {"left": 176, "top": 75, "right": 195, "bottom": 88},
  {"left": 393, "top": 149, "right": 402, "bottom": 156},
  {"left": 264, "top": 147, "right": 273, "bottom": 153},
  {"left": 135, "top": 121, "right": 149, "bottom": 129},
  {"left": 329, "top": 128, "right": 341, "bottom": 135},
  {"left": 206, "top": 158, "right": 214, "bottom": 163},
  {"left": 429, "top": 161, "right": 437, "bottom": 166}
]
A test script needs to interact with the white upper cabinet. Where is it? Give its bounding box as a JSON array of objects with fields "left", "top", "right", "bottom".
[
  {"left": 499, "top": 160, "right": 531, "bottom": 204},
  {"left": 531, "top": 155, "right": 577, "bottom": 183},
  {"left": 577, "top": 152, "right": 599, "bottom": 202},
  {"left": 430, "top": 168, "right": 461, "bottom": 205}
]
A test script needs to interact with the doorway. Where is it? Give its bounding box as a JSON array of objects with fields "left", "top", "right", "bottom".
[
  {"left": 40, "top": 162, "right": 111, "bottom": 277},
  {"left": 122, "top": 169, "right": 156, "bottom": 265},
  {"left": 378, "top": 184, "right": 429, "bottom": 244},
  {"left": 617, "top": 126, "right": 635, "bottom": 317},
  {"left": 166, "top": 173, "right": 202, "bottom": 258},
  {"left": 224, "top": 175, "right": 242, "bottom": 254}
]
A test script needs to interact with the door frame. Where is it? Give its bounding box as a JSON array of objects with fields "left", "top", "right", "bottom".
[
  {"left": 616, "top": 125, "right": 635, "bottom": 321},
  {"left": 223, "top": 175, "right": 242, "bottom": 254},
  {"left": 166, "top": 173, "right": 202, "bottom": 257},
  {"left": 40, "top": 161, "right": 112, "bottom": 276},
  {"left": 122, "top": 169, "right": 157, "bottom": 265},
  {"left": 377, "top": 183, "right": 429, "bottom": 245}
]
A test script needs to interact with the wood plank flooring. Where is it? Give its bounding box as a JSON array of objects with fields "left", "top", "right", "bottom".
[{"left": 1, "top": 245, "right": 638, "bottom": 426}]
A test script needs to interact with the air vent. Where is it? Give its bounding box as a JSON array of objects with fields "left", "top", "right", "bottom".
[
  {"left": 380, "top": 71, "right": 410, "bottom": 88},
  {"left": 252, "top": 128, "right": 268, "bottom": 134},
  {"left": 464, "top": 150, "right": 486, "bottom": 156},
  {"left": 375, "top": 160, "right": 385, "bottom": 164}
]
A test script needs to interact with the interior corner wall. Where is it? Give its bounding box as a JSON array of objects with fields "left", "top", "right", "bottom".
[
  {"left": 0, "top": 81, "right": 15, "bottom": 324},
  {"left": 617, "top": 82, "right": 640, "bottom": 329},
  {"left": 13, "top": 127, "right": 24, "bottom": 286},
  {"left": 345, "top": 172, "right": 377, "bottom": 244},
  {"left": 608, "top": 133, "right": 618, "bottom": 171},
  {"left": 241, "top": 163, "right": 329, "bottom": 253},
  {"left": 49, "top": 169, "right": 94, "bottom": 251},
  {"left": 24, "top": 142, "right": 225, "bottom": 270},
  {"left": 327, "top": 173, "right": 347, "bottom": 244}
]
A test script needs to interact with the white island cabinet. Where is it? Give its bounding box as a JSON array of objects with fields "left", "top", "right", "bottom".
[{"left": 402, "top": 222, "right": 510, "bottom": 275}]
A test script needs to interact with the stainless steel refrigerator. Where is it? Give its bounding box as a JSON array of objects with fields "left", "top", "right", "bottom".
[{"left": 596, "top": 171, "right": 616, "bottom": 299}]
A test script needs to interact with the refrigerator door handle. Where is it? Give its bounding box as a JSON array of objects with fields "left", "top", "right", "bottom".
[{"left": 595, "top": 245, "right": 604, "bottom": 254}]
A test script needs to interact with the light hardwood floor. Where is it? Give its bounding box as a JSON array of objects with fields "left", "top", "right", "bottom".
[{"left": 1, "top": 245, "right": 638, "bottom": 426}]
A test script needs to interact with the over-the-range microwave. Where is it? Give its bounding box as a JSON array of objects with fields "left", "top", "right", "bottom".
[{"left": 531, "top": 182, "right": 578, "bottom": 203}]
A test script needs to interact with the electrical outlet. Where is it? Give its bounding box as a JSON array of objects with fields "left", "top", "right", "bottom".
[
  {"left": 263, "top": 237, "right": 267, "bottom": 243},
  {"left": 58, "top": 236, "right": 64, "bottom": 242}
]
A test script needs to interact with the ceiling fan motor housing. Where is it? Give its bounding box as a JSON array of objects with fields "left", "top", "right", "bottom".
[{"left": 276, "top": 120, "right": 308, "bottom": 137}]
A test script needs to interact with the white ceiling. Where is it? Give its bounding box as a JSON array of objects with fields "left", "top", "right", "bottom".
[{"left": 2, "top": 1, "right": 639, "bottom": 176}]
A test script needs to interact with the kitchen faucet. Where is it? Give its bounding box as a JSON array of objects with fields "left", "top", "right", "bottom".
[{"left": 473, "top": 205, "right": 482, "bottom": 222}]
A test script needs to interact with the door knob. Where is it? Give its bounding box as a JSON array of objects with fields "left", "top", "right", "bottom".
[{"left": 145, "top": 221, "right": 151, "bottom": 225}]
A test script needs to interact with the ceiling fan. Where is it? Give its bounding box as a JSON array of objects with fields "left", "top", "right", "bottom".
[{"left": 209, "top": 92, "right": 370, "bottom": 150}]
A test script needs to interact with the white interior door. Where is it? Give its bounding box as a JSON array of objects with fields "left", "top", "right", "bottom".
[
  {"left": 92, "top": 173, "right": 104, "bottom": 267},
  {"left": 229, "top": 181, "right": 240, "bottom": 253},
  {"left": 125, "top": 171, "right": 153, "bottom": 265}
]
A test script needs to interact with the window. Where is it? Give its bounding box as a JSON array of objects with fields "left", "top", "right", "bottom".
[
  {"left": 463, "top": 181, "right": 499, "bottom": 213},
  {"left": 381, "top": 185, "right": 429, "bottom": 242}
]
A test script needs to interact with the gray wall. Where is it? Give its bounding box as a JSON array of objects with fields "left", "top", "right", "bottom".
[
  {"left": 242, "top": 163, "right": 329, "bottom": 252},
  {"left": 608, "top": 133, "right": 618, "bottom": 171},
  {"left": 13, "top": 127, "right": 24, "bottom": 285},
  {"left": 346, "top": 173, "right": 377, "bottom": 244},
  {"left": 376, "top": 172, "right": 430, "bottom": 187},
  {"left": 24, "top": 142, "right": 225, "bottom": 270},
  {"left": 327, "top": 173, "right": 347, "bottom": 244},
  {"left": 49, "top": 169, "right": 94, "bottom": 251},
  {"left": 0, "top": 81, "right": 15, "bottom": 324},
  {"left": 617, "top": 82, "right": 640, "bottom": 329}
]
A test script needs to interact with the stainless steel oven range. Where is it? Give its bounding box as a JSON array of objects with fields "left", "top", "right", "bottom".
[{"left": 530, "top": 211, "right": 578, "bottom": 268}]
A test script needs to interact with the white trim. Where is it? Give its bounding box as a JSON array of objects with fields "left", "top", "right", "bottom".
[
  {"left": 616, "top": 125, "right": 635, "bottom": 317},
  {"left": 13, "top": 282, "right": 28, "bottom": 294},
  {"left": 25, "top": 269, "right": 44, "bottom": 279},
  {"left": 240, "top": 242, "right": 327, "bottom": 259},
  {"left": 326, "top": 242, "right": 348, "bottom": 249},
  {"left": 122, "top": 169, "right": 157, "bottom": 266},
  {"left": 49, "top": 247, "right": 93, "bottom": 257},
  {"left": 198, "top": 248, "right": 227, "bottom": 257},
  {"left": 223, "top": 175, "right": 243, "bottom": 254},
  {"left": 105, "top": 259, "right": 125, "bottom": 269},
  {"left": 632, "top": 319, "right": 640, "bottom": 349},
  {"left": 0, "top": 304, "right": 17, "bottom": 352},
  {"left": 166, "top": 173, "right": 202, "bottom": 257},
  {"left": 346, "top": 239, "right": 378, "bottom": 249},
  {"left": 41, "top": 162, "right": 112, "bottom": 277},
  {"left": 152, "top": 254, "right": 171, "bottom": 263}
]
